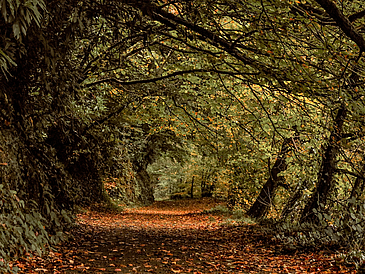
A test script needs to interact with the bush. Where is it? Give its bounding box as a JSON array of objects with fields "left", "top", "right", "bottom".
[{"left": 274, "top": 199, "right": 365, "bottom": 270}]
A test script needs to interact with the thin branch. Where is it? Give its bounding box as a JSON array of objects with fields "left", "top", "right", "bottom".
[
  {"left": 82, "top": 33, "right": 145, "bottom": 75},
  {"left": 246, "top": 83, "right": 285, "bottom": 139},
  {"left": 214, "top": 71, "right": 261, "bottom": 143},
  {"left": 81, "top": 97, "right": 135, "bottom": 135},
  {"left": 83, "top": 69, "right": 258, "bottom": 87},
  {"left": 349, "top": 9, "right": 365, "bottom": 22},
  {"left": 171, "top": 97, "right": 219, "bottom": 139},
  {"left": 147, "top": 3, "right": 282, "bottom": 79},
  {"left": 157, "top": 31, "right": 223, "bottom": 57}
]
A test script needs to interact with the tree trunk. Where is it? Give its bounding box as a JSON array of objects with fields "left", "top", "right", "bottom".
[
  {"left": 201, "top": 169, "right": 213, "bottom": 198},
  {"left": 134, "top": 167, "right": 155, "bottom": 205},
  {"left": 300, "top": 105, "right": 346, "bottom": 223},
  {"left": 247, "top": 137, "right": 293, "bottom": 219}
]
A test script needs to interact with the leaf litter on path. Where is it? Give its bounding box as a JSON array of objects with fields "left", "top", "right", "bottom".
[{"left": 14, "top": 198, "right": 356, "bottom": 273}]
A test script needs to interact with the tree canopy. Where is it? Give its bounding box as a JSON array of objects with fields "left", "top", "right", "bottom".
[{"left": 2, "top": 0, "right": 365, "bottom": 271}]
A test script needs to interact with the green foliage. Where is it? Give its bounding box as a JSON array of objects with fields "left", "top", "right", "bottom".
[
  {"left": 0, "top": 134, "right": 73, "bottom": 273},
  {"left": 0, "top": 0, "right": 45, "bottom": 75}
]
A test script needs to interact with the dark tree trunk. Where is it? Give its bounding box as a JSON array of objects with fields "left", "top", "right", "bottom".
[
  {"left": 300, "top": 105, "right": 346, "bottom": 223},
  {"left": 247, "top": 137, "right": 293, "bottom": 219},
  {"left": 201, "top": 169, "right": 213, "bottom": 198},
  {"left": 134, "top": 168, "right": 155, "bottom": 205}
]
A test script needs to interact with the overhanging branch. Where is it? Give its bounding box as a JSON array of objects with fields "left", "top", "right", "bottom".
[
  {"left": 121, "top": 0, "right": 287, "bottom": 83},
  {"left": 151, "top": 8, "right": 273, "bottom": 74},
  {"left": 84, "top": 69, "right": 258, "bottom": 87},
  {"left": 349, "top": 9, "right": 365, "bottom": 22},
  {"left": 315, "top": 0, "right": 365, "bottom": 52}
]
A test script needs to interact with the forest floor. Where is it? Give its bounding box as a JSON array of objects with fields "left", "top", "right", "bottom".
[{"left": 15, "top": 198, "right": 356, "bottom": 273}]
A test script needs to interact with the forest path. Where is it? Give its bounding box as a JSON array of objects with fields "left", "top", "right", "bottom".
[{"left": 18, "top": 198, "right": 354, "bottom": 273}]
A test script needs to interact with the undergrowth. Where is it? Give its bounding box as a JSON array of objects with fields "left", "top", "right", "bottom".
[{"left": 272, "top": 200, "right": 365, "bottom": 270}]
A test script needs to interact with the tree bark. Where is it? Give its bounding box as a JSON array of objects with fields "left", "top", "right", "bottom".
[
  {"left": 300, "top": 105, "right": 346, "bottom": 223},
  {"left": 134, "top": 167, "right": 155, "bottom": 205},
  {"left": 247, "top": 137, "right": 294, "bottom": 219},
  {"left": 314, "top": 0, "right": 365, "bottom": 52}
]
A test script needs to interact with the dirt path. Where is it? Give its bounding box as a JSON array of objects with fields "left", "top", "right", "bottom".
[{"left": 17, "top": 199, "right": 356, "bottom": 273}]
